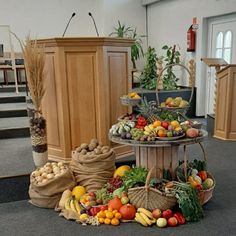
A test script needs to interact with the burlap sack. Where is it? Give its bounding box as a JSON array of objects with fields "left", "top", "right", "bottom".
[
  {"left": 70, "top": 150, "right": 116, "bottom": 192},
  {"left": 29, "top": 168, "right": 76, "bottom": 208}
]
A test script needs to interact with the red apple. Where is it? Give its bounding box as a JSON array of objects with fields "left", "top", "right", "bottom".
[
  {"left": 161, "top": 121, "right": 169, "bottom": 129},
  {"left": 162, "top": 209, "right": 173, "bottom": 219},
  {"left": 152, "top": 208, "right": 162, "bottom": 219},
  {"left": 167, "top": 216, "right": 178, "bottom": 227}
]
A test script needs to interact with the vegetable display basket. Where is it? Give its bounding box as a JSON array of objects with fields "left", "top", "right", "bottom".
[
  {"left": 120, "top": 97, "right": 141, "bottom": 106},
  {"left": 156, "top": 63, "right": 194, "bottom": 114},
  {"left": 128, "top": 167, "right": 177, "bottom": 211},
  {"left": 178, "top": 143, "right": 216, "bottom": 205}
]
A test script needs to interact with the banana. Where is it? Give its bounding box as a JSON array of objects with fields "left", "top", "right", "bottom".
[
  {"left": 69, "top": 198, "right": 77, "bottom": 213},
  {"left": 73, "top": 199, "right": 81, "bottom": 215},
  {"left": 139, "top": 212, "right": 152, "bottom": 225},
  {"left": 135, "top": 213, "right": 148, "bottom": 226},
  {"left": 64, "top": 197, "right": 71, "bottom": 210},
  {"left": 137, "top": 208, "right": 153, "bottom": 219}
]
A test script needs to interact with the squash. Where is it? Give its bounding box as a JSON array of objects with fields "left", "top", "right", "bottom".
[{"left": 58, "top": 189, "right": 72, "bottom": 209}]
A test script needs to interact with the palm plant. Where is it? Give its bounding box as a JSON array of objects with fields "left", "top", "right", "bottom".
[{"left": 109, "top": 21, "right": 145, "bottom": 69}]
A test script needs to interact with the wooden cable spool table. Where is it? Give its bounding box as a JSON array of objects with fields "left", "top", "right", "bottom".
[{"left": 109, "top": 130, "right": 208, "bottom": 180}]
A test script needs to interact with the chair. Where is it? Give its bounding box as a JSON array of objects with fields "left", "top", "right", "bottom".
[{"left": 0, "top": 25, "right": 25, "bottom": 92}]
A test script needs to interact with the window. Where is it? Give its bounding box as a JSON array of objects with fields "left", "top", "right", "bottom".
[{"left": 215, "top": 30, "right": 232, "bottom": 63}]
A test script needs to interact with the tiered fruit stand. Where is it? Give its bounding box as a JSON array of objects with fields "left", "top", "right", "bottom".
[{"left": 109, "top": 130, "right": 207, "bottom": 179}]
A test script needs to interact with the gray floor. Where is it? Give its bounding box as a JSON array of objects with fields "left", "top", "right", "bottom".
[
  {"left": 0, "top": 137, "right": 34, "bottom": 177},
  {"left": 0, "top": 136, "right": 236, "bottom": 235}
]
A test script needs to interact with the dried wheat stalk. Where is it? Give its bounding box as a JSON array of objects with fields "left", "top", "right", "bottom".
[{"left": 22, "top": 36, "right": 46, "bottom": 112}]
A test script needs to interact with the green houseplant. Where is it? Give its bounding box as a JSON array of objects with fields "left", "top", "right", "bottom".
[
  {"left": 109, "top": 21, "right": 145, "bottom": 69},
  {"left": 161, "top": 45, "right": 181, "bottom": 90},
  {"left": 139, "top": 46, "right": 157, "bottom": 90}
]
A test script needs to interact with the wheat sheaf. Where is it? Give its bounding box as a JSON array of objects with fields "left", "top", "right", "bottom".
[{"left": 22, "top": 36, "right": 46, "bottom": 112}]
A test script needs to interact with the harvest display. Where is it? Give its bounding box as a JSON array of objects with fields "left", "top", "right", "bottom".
[{"left": 28, "top": 94, "right": 215, "bottom": 230}]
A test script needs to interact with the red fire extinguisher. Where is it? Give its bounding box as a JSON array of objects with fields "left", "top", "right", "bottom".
[{"left": 187, "top": 25, "right": 195, "bottom": 52}]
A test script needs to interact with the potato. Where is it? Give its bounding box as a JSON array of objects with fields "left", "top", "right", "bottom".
[
  {"left": 80, "top": 149, "right": 87, "bottom": 155},
  {"left": 88, "top": 143, "right": 96, "bottom": 151},
  {"left": 94, "top": 148, "right": 102, "bottom": 155},
  {"left": 80, "top": 143, "right": 88, "bottom": 149},
  {"left": 76, "top": 147, "right": 82, "bottom": 153},
  {"left": 90, "top": 138, "right": 99, "bottom": 145}
]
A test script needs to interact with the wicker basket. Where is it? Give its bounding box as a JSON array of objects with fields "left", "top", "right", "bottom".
[
  {"left": 128, "top": 167, "right": 177, "bottom": 211},
  {"left": 178, "top": 143, "right": 215, "bottom": 205},
  {"left": 156, "top": 64, "right": 194, "bottom": 114}
]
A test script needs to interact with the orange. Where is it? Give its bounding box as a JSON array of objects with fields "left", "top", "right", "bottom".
[
  {"left": 108, "top": 207, "right": 113, "bottom": 212},
  {"left": 114, "top": 212, "right": 122, "bottom": 219},
  {"left": 170, "top": 120, "right": 180, "bottom": 128},
  {"left": 153, "top": 120, "right": 161, "bottom": 128},
  {"left": 104, "top": 218, "right": 111, "bottom": 225},
  {"left": 112, "top": 210, "right": 118, "bottom": 214},
  {"left": 98, "top": 217, "right": 105, "bottom": 224},
  {"left": 99, "top": 211, "right": 106, "bottom": 218},
  {"left": 111, "top": 218, "right": 120, "bottom": 226},
  {"left": 158, "top": 129, "right": 167, "bottom": 137},
  {"left": 106, "top": 211, "right": 114, "bottom": 219}
]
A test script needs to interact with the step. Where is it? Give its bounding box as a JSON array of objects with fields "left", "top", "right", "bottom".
[
  {"left": 0, "top": 175, "right": 30, "bottom": 203},
  {"left": 0, "top": 92, "right": 26, "bottom": 103},
  {"left": 0, "top": 102, "right": 27, "bottom": 118},
  {"left": 0, "top": 85, "right": 27, "bottom": 93},
  {"left": 0, "top": 117, "right": 30, "bottom": 139},
  {"left": 0, "top": 137, "right": 34, "bottom": 177}
]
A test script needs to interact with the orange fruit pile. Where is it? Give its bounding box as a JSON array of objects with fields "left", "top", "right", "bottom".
[{"left": 97, "top": 207, "right": 121, "bottom": 226}]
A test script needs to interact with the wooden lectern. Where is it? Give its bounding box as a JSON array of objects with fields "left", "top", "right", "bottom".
[
  {"left": 37, "top": 37, "right": 134, "bottom": 162},
  {"left": 214, "top": 65, "right": 236, "bottom": 140}
]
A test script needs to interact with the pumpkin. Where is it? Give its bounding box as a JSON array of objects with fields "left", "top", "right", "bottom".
[{"left": 108, "top": 196, "right": 123, "bottom": 211}]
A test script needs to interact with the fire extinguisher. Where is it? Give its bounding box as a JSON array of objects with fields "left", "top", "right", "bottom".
[{"left": 187, "top": 25, "right": 195, "bottom": 52}]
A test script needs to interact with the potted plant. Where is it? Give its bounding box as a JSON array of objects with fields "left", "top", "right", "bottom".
[
  {"left": 109, "top": 21, "right": 145, "bottom": 69},
  {"left": 135, "top": 45, "right": 196, "bottom": 117},
  {"left": 139, "top": 46, "right": 157, "bottom": 90}
]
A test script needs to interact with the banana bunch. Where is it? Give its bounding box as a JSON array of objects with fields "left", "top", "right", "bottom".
[
  {"left": 65, "top": 196, "right": 81, "bottom": 215},
  {"left": 109, "top": 120, "right": 135, "bottom": 136},
  {"left": 144, "top": 124, "right": 157, "bottom": 136},
  {"left": 135, "top": 208, "right": 156, "bottom": 227}
]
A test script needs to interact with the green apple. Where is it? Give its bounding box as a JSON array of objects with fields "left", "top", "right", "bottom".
[
  {"left": 156, "top": 217, "right": 167, "bottom": 228},
  {"left": 121, "top": 196, "right": 129, "bottom": 204}
]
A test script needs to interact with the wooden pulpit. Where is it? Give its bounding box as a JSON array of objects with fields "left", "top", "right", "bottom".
[
  {"left": 214, "top": 65, "right": 236, "bottom": 140},
  {"left": 37, "top": 37, "right": 134, "bottom": 162}
]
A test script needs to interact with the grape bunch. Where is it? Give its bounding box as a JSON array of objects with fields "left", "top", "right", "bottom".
[{"left": 106, "top": 176, "right": 123, "bottom": 193}]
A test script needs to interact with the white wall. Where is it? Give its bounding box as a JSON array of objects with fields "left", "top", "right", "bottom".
[
  {"left": 0, "top": 0, "right": 146, "bottom": 82},
  {"left": 147, "top": 0, "right": 236, "bottom": 116}
]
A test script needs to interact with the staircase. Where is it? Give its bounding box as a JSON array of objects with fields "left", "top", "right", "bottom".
[{"left": 0, "top": 85, "right": 34, "bottom": 203}]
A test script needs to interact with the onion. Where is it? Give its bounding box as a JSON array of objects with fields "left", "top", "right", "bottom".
[
  {"left": 36, "top": 176, "right": 43, "bottom": 182},
  {"left": 41, "top": 173, "right": 48, "bottom": 178},
  {"left": 47, "top": 173, "right": 54, "bottom": 179}
]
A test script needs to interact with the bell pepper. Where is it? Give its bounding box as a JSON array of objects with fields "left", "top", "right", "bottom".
[
  {"left": 173, "top": 212, "right": 186, "bottom": 225},
  {"left": 137, "top": 116, "right": 147, "bottom": 127},
  {"left": 188, "top": 176, "right": 202, "bottom": 190},
  {"left": 197, "top": 170, "right": 208, "bottom": 181}
]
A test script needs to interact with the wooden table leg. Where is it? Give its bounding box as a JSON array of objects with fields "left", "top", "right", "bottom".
[{"left": 135, "top": 145, "right": 179, "bottom": 179}]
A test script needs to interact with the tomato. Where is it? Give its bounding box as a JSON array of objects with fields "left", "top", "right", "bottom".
[{"left": 167, "top": 217, "right": 178, "bottom": 227}]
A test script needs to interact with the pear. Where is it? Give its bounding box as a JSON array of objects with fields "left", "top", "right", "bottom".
[{"left": 179, "top": 100, "right": 189, "bottom": 108}]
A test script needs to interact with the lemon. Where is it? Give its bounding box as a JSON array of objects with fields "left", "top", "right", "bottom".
[
  {"left": 113, "top": 165, "right": 131, "bottom": 178},
  {"left": 72, "top": 185, "right": 86, "bottom": 200}
]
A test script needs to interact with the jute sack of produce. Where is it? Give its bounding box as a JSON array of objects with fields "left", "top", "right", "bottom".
[
  {"left": 29, "top": 168, "right": 76, "bottom": 208},
  {"left": 70, "top": 150, "right": 116, "bottom": 192}
]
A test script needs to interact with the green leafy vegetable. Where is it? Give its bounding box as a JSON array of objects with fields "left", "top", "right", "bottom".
[
  {"left": 122, "top": 166, "right": 148, "bottom": 189},
  {"left": 173, "top": 181, "right": 204, "bottom": 222}
]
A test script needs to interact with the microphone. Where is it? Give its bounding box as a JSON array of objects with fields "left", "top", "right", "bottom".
[
  {"left": 62, "top": 12, "right": 76, "bottom": 37},
  {"left": 88, "top": 12, "right": 99, "bottom": 37}
]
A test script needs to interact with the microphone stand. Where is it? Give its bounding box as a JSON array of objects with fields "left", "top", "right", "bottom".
[
  {"left": 88, "top": 12, "right": 99, "bottom": 37},
  {"left": 62, "top": 13, "right": 76, "bottom": 37}
]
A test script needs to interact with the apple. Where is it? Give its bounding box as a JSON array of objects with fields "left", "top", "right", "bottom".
[
  {"left": 167, "top": 216, "right": 178, "bottom": 227},
  {"left": 161, "top": 121, "right": 169, "bottom": 129},
  {"left": 152, "top": 208, "right": 162, "bottom": 219},
  {"left": 162, "top": 209, "right": 173, "bottom": 219},
  {"left": 89, "top": 191, "right": 96, "bottom": 197},
  {"left": 156, "top": 217, "right": 167, "bottom": 228},
  {"left": 121, "top": 196, "right": 129, "bottom": 204}
]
